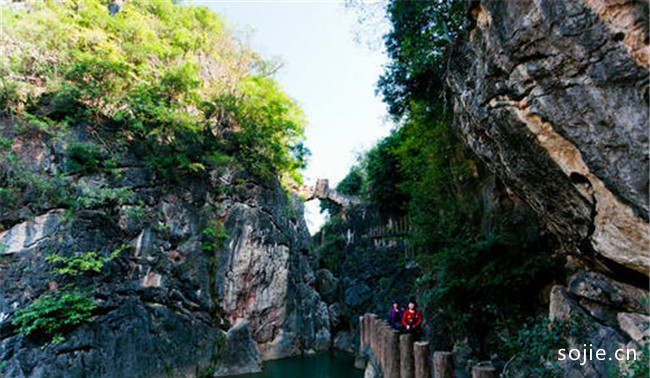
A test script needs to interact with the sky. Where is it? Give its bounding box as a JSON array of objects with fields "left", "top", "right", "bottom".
[{"left": 198, "top": 1, "right": 391, "bottom": 233}]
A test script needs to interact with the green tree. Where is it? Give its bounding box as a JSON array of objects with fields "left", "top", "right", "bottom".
[
  {"left": 3, "top": 0, "right": 308, "bottom": 185},
  {"left": 378, "top": 0, "right": 465, "bottom": 117}
]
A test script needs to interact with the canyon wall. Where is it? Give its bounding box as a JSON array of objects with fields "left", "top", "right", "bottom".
[
  {"left": 0, "top": 126, "right": 329, "bottom": 378},
  {"left": 447, "top": 0, "right": 648, "bottom": 376}
]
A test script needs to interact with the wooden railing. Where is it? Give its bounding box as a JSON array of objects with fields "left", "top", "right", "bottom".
[{"left": 358, "top": 313, "right": 498, "bottom": 378}]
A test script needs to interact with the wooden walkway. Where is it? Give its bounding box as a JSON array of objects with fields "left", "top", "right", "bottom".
[{"left": 358, "top": 313, "right": 498, "bottom": 378}]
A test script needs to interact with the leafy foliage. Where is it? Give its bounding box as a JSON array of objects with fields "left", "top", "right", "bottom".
[
  {"left": 202, "top": 219, "right": 229, "bottom": 253},
  {"left": 417, "top": 234, "right": 560, "bottom": 337},
  {"left": 45, "top": 244, "right": 126, "bottom": 276},
  {"left": 378, "top": 0, "right": 465, "bottom": 117},
  {"left": 365, "top": 131, "right": 409, "bottom": 218},
  {"left": 212, "top": 332, "right": 227, "bottom": 360},
  {"left": 75, "top": 182, "right": 136, "bottom": 209},
  {"left": 11, "top": 290, "right": 97, "bottom": 345},
  {"left": 3, "top": 0, "right": 307, "bottom": 183},
  {"left": 499, "top": 316, "right": 582, "bottom": 378},
  {"left": 65, "top": 142, "right": 106, "bottom": 175}
]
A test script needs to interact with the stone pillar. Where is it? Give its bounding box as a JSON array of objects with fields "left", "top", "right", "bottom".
[
  {"left": 414, "top": 341, "right": 431, "bottom": 378},
  {"left": 400, "top": 333, "right": 414, "bottom": 378},
  {"left": 433, "top": 352, "right": 454, "bottom": 378},
  {"left": 471, "top": 365, "right": 496, "bottom": 378}
]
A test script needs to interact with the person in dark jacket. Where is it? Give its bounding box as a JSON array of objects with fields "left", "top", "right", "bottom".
[{"left": 387, "top": 301, "right": 403, "bottom": 330}]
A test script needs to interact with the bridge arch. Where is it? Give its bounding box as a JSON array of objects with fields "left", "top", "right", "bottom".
[{"left": 296, "top": 179, "right": 360, "bottom": 208}]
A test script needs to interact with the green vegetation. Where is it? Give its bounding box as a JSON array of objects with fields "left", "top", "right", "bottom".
[
  {"left": 499, "top": 316, "right": 581, "bottom": 378},
  {"left": 2, "top": 0, "right": 307, "bottom": 185},
  {"left": 315, "top": 0, "right": 560, "bottom": 365},
  {"left": 45, "top": 244, "right": 126, "bottom": 276},
  {"left": 202, "top": 219, "right": 229, "bottom": 253},
  {"left": 212, "top": 332, "right": 227, "bottom": 360},
  {"left": 378, "top": 0, "right": 465, "bottom": 117},
  {"left": 12, "top": 245, "right": 127, "bottom": 344},
  {"left": 608, "top": 338, "right": 649, "bottom": 378},
  {"left": 65, "top": 142, "right": 106, "bottom": 175},
  {"left": 11, "top": 289, "right": 97, "bottom": 345}
]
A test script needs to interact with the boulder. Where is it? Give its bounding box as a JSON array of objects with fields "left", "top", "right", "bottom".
[
  {"left": 617, "top": 313, "right": 650, "bottom": 344},
  {"left": 550, "top": 285, "right": 634, "bottom": 377},
  {"left": 315, "top": 268, "right": 339, "bottom": 303},
  {"left": 213, "top": 323, "right": 262, "bottom": 377},
  {"left": 345, "top": 283, "right": 371, "bottom": 308},
  {"left": 328, "top": 302, "right": 345, "bottom": 331},
  {"left": 333, "top": 330, "right": 355, "bottom": 354}
]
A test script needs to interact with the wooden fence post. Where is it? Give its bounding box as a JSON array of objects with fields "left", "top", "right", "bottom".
[
  {"left": 384, "top": 329, "right": 400, "bottom": 378},
  {"left": 414, "top": 341, "right": 431, "bottom": 378},
  {"left": 433, "top": 352, "right": 454, "bottom": 378},
  {"left": 400, "top": 333, "right": 414, "bottom": 378},
  {"left": 370, "top": 315, "right": 379, "bottom": 357},
  {"left": 359, "top": 315, "right": 365, "bottom": 351},
  {"left": 471, "top": 365, "right": 496, "bottom": 378}
]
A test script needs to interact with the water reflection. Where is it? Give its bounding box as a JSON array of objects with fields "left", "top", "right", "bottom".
[{"left": 223, "top": 351, "right": 364, "bottom": 378}]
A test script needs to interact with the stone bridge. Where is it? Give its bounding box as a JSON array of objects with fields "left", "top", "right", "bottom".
[{"left": 296, "top": 179, "right": 360, "bottom": 208}]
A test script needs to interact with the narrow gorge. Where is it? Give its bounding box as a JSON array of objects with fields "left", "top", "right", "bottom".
[{"left": 0, "top": 1, "right": 648, "bottom": 378}]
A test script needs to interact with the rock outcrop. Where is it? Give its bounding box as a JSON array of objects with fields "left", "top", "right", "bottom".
[
  {"left": 550, "top": 271, "right": 649, "bottom": 377},
  {"left": 447, "top": 0, "right": 649, "bottom": 376},
  {"left": 311, "top": 204, "right": 419, "bottom": 354},
  {"left": 447, "top": 0, "right": 649, "bottom": 275},
  {"left": 212, "top": 323, "right": 262, "bottom": 376},
  {"left": 0, "top": 125, "right": 329, "bottom": 377}
]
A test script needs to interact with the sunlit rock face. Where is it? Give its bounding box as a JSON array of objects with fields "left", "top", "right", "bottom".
[
  {"left": 447, "top": 0, "right": 649, "bottom": 274},
  {"left": 217, "top": 183, "right": 331, "bottom": 360},
  {"left": 0, "top": 127, "right": 329, "bottom": 377},
  {"left": 448, "top": 1, "right": 648, "bottom": 376}
]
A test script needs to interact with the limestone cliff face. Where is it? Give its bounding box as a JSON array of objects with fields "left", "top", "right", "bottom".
[
  {"left": 447, "top": 1, "right": 649, "bottom": 376},
  {"left": 447, "top": 0, "right": 649, "bottom": 275},
  {"left": 215, "top": 177, "right": 331, "bottom": 360},
  {"left": 0, "top": 126, "right": 329, "bottom": 378},
  {"left": 448, "top": 0, "right": 650, "bottom": 275}
]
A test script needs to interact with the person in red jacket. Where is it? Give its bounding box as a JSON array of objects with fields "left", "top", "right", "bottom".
[{"left": 401, "top": 299, "right": 422, "bottom": 338}]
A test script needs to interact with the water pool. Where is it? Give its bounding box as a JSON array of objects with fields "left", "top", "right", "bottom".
[{"left": 222, "top": 351, "right": 364, "bottom": 378}]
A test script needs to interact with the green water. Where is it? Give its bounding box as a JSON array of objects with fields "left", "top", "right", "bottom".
[{"left": 224, "top": 352, "right": 364, "bottom": 378}]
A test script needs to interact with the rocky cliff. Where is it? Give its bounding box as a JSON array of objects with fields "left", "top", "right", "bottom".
[
  {"left": 311, "top": 204, "right": 420, "bottom": 357},
  {"left": 0, "top": 125, "right": 329, "bottom": 378},
  {"left": 447, "top": 0, "right": 648, "bottom": 376}
]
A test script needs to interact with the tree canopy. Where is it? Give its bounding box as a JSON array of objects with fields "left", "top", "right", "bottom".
[{"left": 2, "top": 0, "right": 308, "bottom": 183}]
